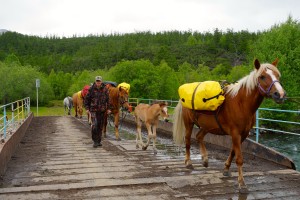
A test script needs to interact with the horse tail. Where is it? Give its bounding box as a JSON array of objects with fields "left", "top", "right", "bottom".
[{"left": 172, "top": 101, "right": 185, "bottom": 146}]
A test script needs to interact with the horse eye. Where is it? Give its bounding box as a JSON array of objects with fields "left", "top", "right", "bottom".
[{"left": 260, "top": 75, "right": 266, "bottom": 80}]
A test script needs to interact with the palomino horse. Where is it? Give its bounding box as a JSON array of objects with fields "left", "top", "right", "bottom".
[
  {"left": 173, "top": 58, "right": 286, "bottom": 193},
  {"left": 103, "top": 86, "right": 131, "bottom": 140},
  {"left": 134, "top": 102, "right": 169, "bottom": 154},
  {"left": 72, "top": 85, "right": 90, "bottom": 119},
  {"left": 63, "top": 96, "right": 73, "bottom": 115},
  {"left": 72, "top": 91, "right": 84, "bottom": 118}
]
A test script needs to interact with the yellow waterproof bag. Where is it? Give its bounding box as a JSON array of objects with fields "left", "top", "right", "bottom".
[
  {"left": 178, "top": 81, "right": 225, "bottom": 111},
  {"left": 118, "top": 82, "right": 130, "bottom": 93}
]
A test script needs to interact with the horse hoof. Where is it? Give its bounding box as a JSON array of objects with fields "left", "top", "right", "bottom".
[
  {"left": 203, "top": 161, "right": 208, "bottom": 168},
  {"left": 186, "top": 164, "right": 194, "bottom": 170},
  {"left": 116, "top": 138, "right": 121, "bottom": 141},
  {"left": 223, "top": 171, "right": 231, "bottom": 177},
  {"left": 239, "top": 185, "right": 249, "bottom": 194},
  {"left": 142, "top": 146, "right": 147, "bottom": 151},
  {"left": 136, "top": 145, "right": 139, "bottom": 149},
  {"left": 153, "top": 150, "right": 157, "bottom": 155}
]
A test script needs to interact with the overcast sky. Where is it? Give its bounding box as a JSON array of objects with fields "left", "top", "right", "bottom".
[{"left": 1, "top": 0, "right": 300, "bottom": 37}]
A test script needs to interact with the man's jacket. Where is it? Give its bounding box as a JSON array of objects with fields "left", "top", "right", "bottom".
[{"left": 84, "top": 83, "right": 109, "bottom": 112}]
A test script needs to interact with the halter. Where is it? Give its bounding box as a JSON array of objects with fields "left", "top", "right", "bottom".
[{"left": 258, "top": 80, "right": 280, "bottom": 96}]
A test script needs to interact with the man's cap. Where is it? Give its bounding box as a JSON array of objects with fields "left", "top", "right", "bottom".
[{"left": 95, "top": 76, "right": 102, "bottom": 81}]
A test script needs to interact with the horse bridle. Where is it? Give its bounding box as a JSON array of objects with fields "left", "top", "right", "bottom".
[{"left": 258, "top": 80, "right": 280, "bottom": 96}]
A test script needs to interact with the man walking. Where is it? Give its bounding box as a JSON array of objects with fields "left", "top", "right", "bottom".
[{"left": 84, "top": 76, "right": 110, "bottom": 147}]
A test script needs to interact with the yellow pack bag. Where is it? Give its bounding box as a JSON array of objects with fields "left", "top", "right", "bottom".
[
  {"left": 178, "top": 81, "right": 225, "bottom": 111},
  {"left": 118, "top": 82, "right": 130, "bottom": 93}
]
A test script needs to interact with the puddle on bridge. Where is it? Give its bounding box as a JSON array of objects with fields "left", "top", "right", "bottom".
[{"left": 105, "top": 124, "right": 221, "bottom": 163}]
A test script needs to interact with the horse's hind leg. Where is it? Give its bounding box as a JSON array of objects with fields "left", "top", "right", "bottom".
[
  {"left": 196, "top": 129, "right": 208, "bottom": 167},
  {"left": 185, "top": 124, "right": 194, "bottom": 169}
]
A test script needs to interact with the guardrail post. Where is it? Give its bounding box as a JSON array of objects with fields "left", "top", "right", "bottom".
[
  {"left": 11, "top": 103, "right": 15, "bottom": 131},
  {"left": 256, "top": 109, "right": 259, "bottom": 142},
  {"left": 3, "top": 107, "right": 7, "bottom": 139}
]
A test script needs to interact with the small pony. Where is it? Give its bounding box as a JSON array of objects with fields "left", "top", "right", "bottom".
[
  {"left": 134, "top": 102, "right": 169, "bottom": 154},
  {"left": 173, "top": 58, "right": 286, "bottom": 193},
  {"left": 63, "top": 96, "right": 73, "bottom": 115},
  {"left": 103, "top": 85, "right": 131, "bottom": 140}
]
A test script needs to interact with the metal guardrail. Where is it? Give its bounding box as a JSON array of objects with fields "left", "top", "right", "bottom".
[
  {"left": 255, "top": 108, "right": 300, "bottom": 142},
  {"left": 0, "top": 97, "right": 31, "bottom": 140},
  {"left": 129, "top": 98, "right": 300, "bottom": 143}
]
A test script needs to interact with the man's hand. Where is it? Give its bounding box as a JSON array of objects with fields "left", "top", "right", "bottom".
[{"left": 107, "top": 109, "right": 111, "bottom": 114}]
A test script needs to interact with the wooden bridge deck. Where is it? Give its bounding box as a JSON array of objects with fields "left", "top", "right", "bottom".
[{"left": 0, "top": 116, "right": 299, "bottom": 200}]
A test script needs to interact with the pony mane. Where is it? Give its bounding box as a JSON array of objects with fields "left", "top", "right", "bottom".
[{"left": 225, "top": 63, "right": 281, "bottom": 97}]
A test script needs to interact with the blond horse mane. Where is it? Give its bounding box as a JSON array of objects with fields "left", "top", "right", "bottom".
[{"left": 225, "top": 63, "right": 281, "bottom": 97}]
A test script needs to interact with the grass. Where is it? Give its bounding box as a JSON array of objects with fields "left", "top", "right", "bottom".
[{"left": 31, "top": 100, "right": 70, "bottom": 116}]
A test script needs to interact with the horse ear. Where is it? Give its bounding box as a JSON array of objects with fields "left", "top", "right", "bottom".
[
  {"left": 119, "top": 86, "right": 122, "bottom": 92},
  {"left": 272, "top": 58, "right": 279, "bottom": 67},
  {"left": 254, "top": 59, "right": 260, "bottom": 70}
]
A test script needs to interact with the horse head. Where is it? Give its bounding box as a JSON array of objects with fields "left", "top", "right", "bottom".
[
  {"left": 159, "top": 102, "right": 169, "bottom": 122},
  {"left": 119, "top": 87, "right": 131, "bottom": 112},
  {"left": 255, "top": 58, "right": 286, "bottom": 104}
]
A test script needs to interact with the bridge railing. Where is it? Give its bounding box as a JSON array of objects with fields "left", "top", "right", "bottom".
[
  {"left": 255, "top": 108, "right": 300, "bottom": 142},
  {"left": 129, "top": 98, "right": 300, "bottom": 142},
  {"left": 0, "top": 97, "right": 31, "bottom": 140}
]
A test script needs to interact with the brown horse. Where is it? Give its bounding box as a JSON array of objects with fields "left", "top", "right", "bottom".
[
  {"left": 72, "top": 91, "right": 83, "bottom": 118},
  {"left": 103, "top": 86, "right": 131, "bottom": 140},
  {"left": 134, "top": 102, "right": 169, "bottom": 154},
  {"left": 173, "top": 58, "right": 286, "bottom": 193}
]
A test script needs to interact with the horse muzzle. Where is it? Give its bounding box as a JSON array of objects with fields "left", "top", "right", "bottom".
[{"left": 272, "top": 91, "right": 286, "bottom": 104}]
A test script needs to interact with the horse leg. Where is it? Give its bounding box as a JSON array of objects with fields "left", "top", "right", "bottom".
[
  {"left": 114, "top": 113, "right": 121, "bottom": 141},
  {"left": 196, "top": 128, "right": 208, "bottom": 167},
  {"left": 232, "top": 133, "right": 248, "bottom": 193},
  {"left": 142, "top": 123, "right": 152, "bottom": 151},
  {"left": 103, "top": 113, "right": 107, "bottom": 138},
  {"left": 136, "top": 119, "right": 143, "bottom": 149},
  {"left": 152, "top": 125, "right": 157, "bottom": 155},
  {"left": 74, "top": 105, "right": 78, "bottom": 117},
  {"left": 223, "top": 134, "right": 248, "bottom": 177},
  {"left": 185, "top": 124, "right": 194, "bottom": 169}
]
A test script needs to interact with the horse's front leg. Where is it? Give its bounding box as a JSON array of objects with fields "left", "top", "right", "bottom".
[
  {"left": 152, "top": 125, "right": 157, "bottom": 155},
  {"left": 142, "top": 123, "right": 152, "bottom": 150},
  {"left": 223, "top": 133, "right": 248, "bottom": 177},
  {"left": 232, "top": 133, "right": 248, "bottom": 193},
  {"left": 114, "top": 113, "right": 121, "bottom": 141},
  {"left": 185, "top": 125, "right": 194, "bottom": 169},
  {"left": 74, "top": 106, "right": 78, "bottom": 118},
  {"left": 196, "top": 129, "right": 208, "bottom": 167}
]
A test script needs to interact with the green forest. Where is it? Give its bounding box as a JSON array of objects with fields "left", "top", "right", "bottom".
[{"left": 0, "top": 17, "right": 299, "bottom": 126}]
